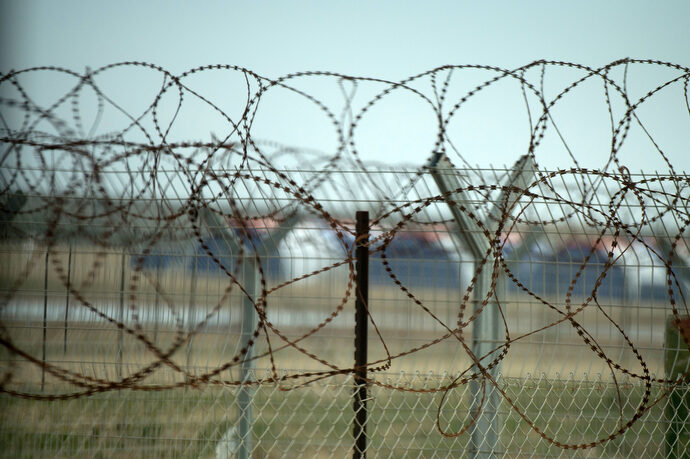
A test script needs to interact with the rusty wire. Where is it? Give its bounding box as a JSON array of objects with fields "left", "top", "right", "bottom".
[{"left": 1, "top": 59, "right": 689, "bottom": 450}]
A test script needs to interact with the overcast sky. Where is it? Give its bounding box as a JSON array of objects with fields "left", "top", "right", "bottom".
[{"left": 1, "top": 1, "right": 689, "bottom": 171}]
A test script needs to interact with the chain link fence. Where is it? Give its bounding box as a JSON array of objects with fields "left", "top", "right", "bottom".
[
  {"left": 1, "top": 372, "right": 681, "bottom": 458},
  {"left": 2, "top": 165, "right": 688, "bottom": 457},
  {"left": 2, "top": 60, "right": 689, "bottom": 457}
]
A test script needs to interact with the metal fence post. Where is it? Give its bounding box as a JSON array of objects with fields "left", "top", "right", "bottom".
[
  {"left": 354, "top": 211, "right": 369, "bottom": 459},
  {"left": 63, "top": 243, "right": 72, "bottom": 354},
  {"left": 236, "top": 254, "right": 258, "bottom": 459},
  {"left": 41, "top": 249, "right": 49, "bottom": 392},
  {"left": 657, "top": 232, "right": 690, "bottom": 457},
  {"left": 207, "top": 209, "right": 300, "bottom": 459},
  {"left": 186, "top": 252, "right": 198, "bottom": 372},
  {"left": 430, "top": 155, "right": 498, "bottom": 457},
  {"left": 118, "top": 251, "right": 125, "bottom": 381},
  {"left": 430, "top": 153, "right": 537, "bottom": 458},
  {"left": 153, "top": 262, "right": 160, "bottom": 345},
  {"left": 665, "top": 316, "right": 690, "bottom": 458},
  {"left": 237, "top": 212, "right": 301, "bottom": 458}
]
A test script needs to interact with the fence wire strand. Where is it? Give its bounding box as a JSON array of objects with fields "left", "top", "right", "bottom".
[{"left": 1, "top": 59, "right": 689, "bottom": 455}]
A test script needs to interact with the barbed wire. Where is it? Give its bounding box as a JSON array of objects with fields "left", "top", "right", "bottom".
[{"left": 1, "top": 59, "right": 689, "bottom": 450}]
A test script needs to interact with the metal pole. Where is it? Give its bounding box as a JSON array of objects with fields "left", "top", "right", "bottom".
[
  {"left": 430, "top": 155, "right": 499, "bottom": 457},
  {"left": 430, "top": 153, "right": 537, "bottom": 458},
  {"left": 657, "top": 233, "right": 690, "bottom": 458},
  {"left": 41, "top": 249, "right": 49, "bottom": 392},
  {"left": 469, "top": 270, "right": 500, "bottom": 458},
  {"left": 665, "top": 316, "right": 690, "bottom": 458},
  {"left": 237, "top": 255, "right": 258, "bottom": 459},
  {"left": 206, "top": 209, "right": 300, "bottom": 459},
  {"left": 118, "top": 251, "right": 125, "bottom": 380},
  {"left": 63, "top": 243, "right": 72, "bottom": 354},
  {"left": 186, "top": 253, "right": 198, "bottom": 373},
  {"left": 153, "top": 262, "right": 160, "bottom": 345},
  {"left": 354, "top": 211, "right": 369, "bottom": 459}
]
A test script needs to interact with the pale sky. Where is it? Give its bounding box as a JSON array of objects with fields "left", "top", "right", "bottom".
[{"left": 1, "top": 1, "right": 689, "bottom": 171}]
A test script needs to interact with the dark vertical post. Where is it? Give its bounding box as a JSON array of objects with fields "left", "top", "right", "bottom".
[
  {"left": 41, "top": 249, "right": 49, "bottom": 392},
  {"left": 354, "top": 211, "right": 369, "bottom": 459},
  {"left": 63, "top": 243, "right": 72, "bottom": 354},
  {"left": 118, "top": 251, "right": 125, "bottom": 380}
]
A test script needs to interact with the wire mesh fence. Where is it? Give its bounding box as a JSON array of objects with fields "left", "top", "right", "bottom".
[
  {"left": 1, "top": 60, "right": 689, "bottom": 457},
  {"left": 1, "top": 372, "right": 682, "bottom": 458},
  {"left": 2, "top": 166, "right": 688, "bottom": 458}
]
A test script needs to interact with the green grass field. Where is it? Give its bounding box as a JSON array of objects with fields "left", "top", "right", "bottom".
[{"left": 0, "top": 375, "right": 681, "bottom": 458}]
